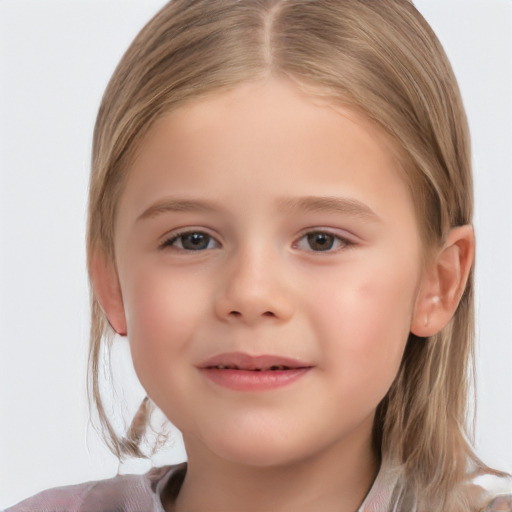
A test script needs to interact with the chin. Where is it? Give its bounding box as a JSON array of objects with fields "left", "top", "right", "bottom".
[{"left": 200, "top": 422, "right": 318, "bottom": 469}]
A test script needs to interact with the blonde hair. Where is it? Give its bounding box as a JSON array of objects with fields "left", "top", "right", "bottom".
[{"left": 87, "top": 0, "right": 498, "bottom": 509}]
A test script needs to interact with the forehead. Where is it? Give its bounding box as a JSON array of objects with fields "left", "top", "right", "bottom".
[
  {"left": 118, "top": 78, "right": 417, "bottom": 234},
  {"left": 141, "top": 79, "right": 402, "bottom": 164}
]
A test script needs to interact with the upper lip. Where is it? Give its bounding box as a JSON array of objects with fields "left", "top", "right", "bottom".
[{"left": 197, "top": 352, "right": 312, "bottom": 371}]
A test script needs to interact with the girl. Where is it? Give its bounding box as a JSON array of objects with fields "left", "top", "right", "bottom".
[{"left": 5, "top": 0, "right": 511, "bottom": 511}]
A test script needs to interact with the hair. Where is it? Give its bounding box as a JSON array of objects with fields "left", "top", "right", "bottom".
[{"left": 86, "top": 0, "right": 501, "bottom": 510}]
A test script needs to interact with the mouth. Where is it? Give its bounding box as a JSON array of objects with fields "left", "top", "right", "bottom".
[
  {"left": 198, "top": 352, "right": 312, "bottom": 372},
  {"left": 209, "top": 365, "right": 294, "bottom": 371},
  {"left": 197, "top": 353, "right": 313, "bottom": 391}
]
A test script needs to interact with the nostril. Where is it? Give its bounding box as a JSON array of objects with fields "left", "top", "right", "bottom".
[{"left": 228, "top": 310, "right": 275, "bottom": 319}]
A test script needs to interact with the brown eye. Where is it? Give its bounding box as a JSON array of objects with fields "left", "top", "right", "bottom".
[
  {"left": 295, "top": 231, "right": 351, "bottom": 252},
  {"left": 307, "top": 232, "right": 336, "bottom": 251},
  {"left": 163, "top": 231, "right": 218, "bottom": 251}
]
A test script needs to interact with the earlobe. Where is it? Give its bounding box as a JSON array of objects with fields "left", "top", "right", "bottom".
[
  {"left": 411, "top": 225, "right": 474, "bottom": 338},
  {"left": 90, "top": 249, "right": 127, "bottom": 336}
]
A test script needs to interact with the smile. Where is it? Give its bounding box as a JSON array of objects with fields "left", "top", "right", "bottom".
[
  {"left": 198, "top": 352, "right": 313, "bottom": 391},
  {"left": 209, "top": 364, "right": 291, "bottom": 371}
]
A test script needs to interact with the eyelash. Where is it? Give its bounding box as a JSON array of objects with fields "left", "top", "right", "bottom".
[
  {"left": 293, "top": 230, "right": 354, "bottom": 252},
  {"left": 159, "top": 230, "right": 220, "bottom": 251},
  {"left": 159, "top": 229, "right": 355, "bottom": 253}
]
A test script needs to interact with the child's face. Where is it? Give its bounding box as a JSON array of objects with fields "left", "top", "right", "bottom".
[{"left": 111, "top": 78, "right": 427, "bottom": 467}]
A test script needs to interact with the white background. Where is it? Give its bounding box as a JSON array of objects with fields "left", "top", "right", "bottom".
[{"left": 0, "top": 0, "right": 511, "bottom": 508}]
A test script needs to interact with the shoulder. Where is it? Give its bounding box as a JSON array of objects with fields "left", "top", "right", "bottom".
[
  {"left": 476, "top": 473, "right": 512, "bottom": 512},
  {"left": 482, "top": 494, "right": 512, "bottom": 511},
  {"left": 4, "top": 464, "right": 183, "bottom": 512}
]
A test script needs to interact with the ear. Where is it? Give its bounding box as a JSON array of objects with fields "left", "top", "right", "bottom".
[
  {"left": 411, "top": 225, "right": 474, "bottom": 337},
  {"left": 89, "top": 249, "right": 127, "bottom": 336}
]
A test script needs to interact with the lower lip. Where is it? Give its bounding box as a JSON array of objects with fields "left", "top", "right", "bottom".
[{"left": 199, "top": 368, "right": 312, "bottom": 391}]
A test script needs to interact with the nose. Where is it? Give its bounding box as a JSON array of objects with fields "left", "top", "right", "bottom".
[{"left": 214, "top": 247, "right": 294, "bottom": 325}]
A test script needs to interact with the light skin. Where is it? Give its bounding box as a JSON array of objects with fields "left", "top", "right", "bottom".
[{"left": 92, "top": 78, "right": 474, "bottom": 511}]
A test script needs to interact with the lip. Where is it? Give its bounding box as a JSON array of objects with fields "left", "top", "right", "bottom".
[
  {"left": 198, "top": 352, "right": 311, "bottom": 371},
  {"left": 197, "top": 352, "right": 313, "bottom": 392}
]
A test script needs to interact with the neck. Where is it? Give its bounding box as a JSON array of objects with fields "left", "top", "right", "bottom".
[{"left": 171, "top": 422, "right": 377, "bottom": 512}]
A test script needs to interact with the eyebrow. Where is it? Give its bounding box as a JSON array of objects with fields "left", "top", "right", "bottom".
[
  {"left": 137, "top": 198, "right": 221, "bottom": 221},
  {"left": 278, "top": 196, "right": 382, "bottom": 223},
  {"left": 137, "top": 196, "right": 381, "bottom": 223}
]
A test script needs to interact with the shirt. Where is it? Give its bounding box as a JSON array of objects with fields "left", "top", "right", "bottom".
[{"left": 4, "top": 462, "right": 512, "bottom": 512}]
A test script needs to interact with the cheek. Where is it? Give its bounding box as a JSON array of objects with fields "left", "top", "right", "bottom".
[
  {"left": 121, "top": 265, "right": 206, "bottom": 377},
  {"left": 309, "top": 251, "right": 420, "bottom": 392}
]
